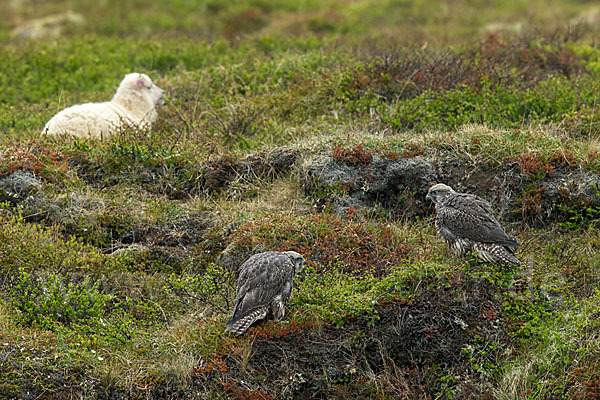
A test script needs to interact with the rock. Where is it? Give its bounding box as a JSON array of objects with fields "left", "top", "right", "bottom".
[
  {"left": 301, "top": 154, "right": 437, "bottom": 219},
  {"left": 436, "top": 157, "right": 523, "bottom": 221},
  {"left": 0, "top": 170, "right": 43, "bottom": 203},
  {"left": 577, "top": 172, "right": 600, "bottom": 204},
  {"left": 11, "top": 11, "right": 85, "bottom": 39},
  {"left": 481, "top": 165, "right": 600, "bottom": 223},
  {"left": 303, "top": 150, "right": 600, "bottom": 225},
  {"left": 438, "top": 155, "right": 600, "bottom": 224},
  {"left": 536, "top": 168, "right": 600, "bottom": 219}
]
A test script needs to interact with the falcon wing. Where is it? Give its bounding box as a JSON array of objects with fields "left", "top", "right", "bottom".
[{"left": 438, "top": 193, "right": 520, "bottom": 247}]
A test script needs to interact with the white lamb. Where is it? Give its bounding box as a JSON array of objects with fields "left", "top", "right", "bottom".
[{"left": 42, "top": 73, "right": 165, "bottom": 139}]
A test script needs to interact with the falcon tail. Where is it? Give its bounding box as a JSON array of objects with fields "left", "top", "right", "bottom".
[
  {"left": 498, "top": 236, "right": 521, "bottom": 248},
  {"left": 499, "top": 246, "right": 521, "bottom": 265},
  {"left": 225, "top": 308, "right": 267, "bottom": 336},
  {"left": 474, "top": 242, "right": 521, "bottom": 266}
]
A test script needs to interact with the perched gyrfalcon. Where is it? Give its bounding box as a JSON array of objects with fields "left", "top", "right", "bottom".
[
  {"left": 426, "top": 183, "right": 520, "bottom": 265},
  {"left": 225, "top": 251, "right": 305, "bottom": 335}
]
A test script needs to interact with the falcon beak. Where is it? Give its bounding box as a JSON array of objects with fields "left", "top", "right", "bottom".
[{"left": 426, "top": 193, "right": 432, "bottom": 201}]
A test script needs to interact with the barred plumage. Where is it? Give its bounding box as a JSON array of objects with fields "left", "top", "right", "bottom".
[
  {"left": 225, "top": 251, "right": 305, "bottom": 335},
  {"left": 225, "top": 308, "right": 268, "bottom": 336},
  {"left": 427, "top": 183, "right": 520, "bottom": 266}
]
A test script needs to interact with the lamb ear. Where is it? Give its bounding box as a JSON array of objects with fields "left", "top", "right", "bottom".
[{"left": 136, "top": 75, "right": 145, "bottom": 86}]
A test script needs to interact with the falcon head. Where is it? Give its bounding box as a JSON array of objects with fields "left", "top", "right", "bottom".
[
  {"left": 282, "top": 251, "right": 305, "bottom": 274},
  {"left": 426, "top": 183, "right": 455, "bottom": 204}
]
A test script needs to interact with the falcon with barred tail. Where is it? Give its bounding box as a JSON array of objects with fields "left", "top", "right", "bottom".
[
  {"left": 225, "top": 251, "right": 305, "bottom": 335},
  {"left": 426, "top": 183, "right": 521, "bottom": 266}
]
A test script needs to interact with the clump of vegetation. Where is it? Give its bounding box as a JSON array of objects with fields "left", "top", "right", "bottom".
[
  {"left": 332, "top": 141, "right": 373, "bottom": 165},
  {"left": 226, "top": 212, "right": 412, "bottom": 274},
  {"left": 0, "top": 140, "right": 71, "bottom": 182},
  {"left": 6, "top": 268, "right": 110, "bottom": 330}
]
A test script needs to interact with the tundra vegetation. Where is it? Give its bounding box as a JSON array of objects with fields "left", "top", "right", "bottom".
[{"left": 2, "top": 0, "right": 600, "bottom": 399}]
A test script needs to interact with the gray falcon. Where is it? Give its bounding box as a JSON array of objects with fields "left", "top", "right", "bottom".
[
  {"left": 426, "top": 183, "right": 520, "bottom": 265},
  {"left": 225, "top": 251, "right": 305, "bottom": 335}
]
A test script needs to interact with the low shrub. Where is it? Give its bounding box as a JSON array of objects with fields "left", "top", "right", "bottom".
[{"left": 5, "top": 268, "right": 110, "bottom": 330}]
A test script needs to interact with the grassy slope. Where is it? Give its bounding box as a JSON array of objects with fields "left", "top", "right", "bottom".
[{"left": 2, "top": 0, "right": 600, "bottom": 399}]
